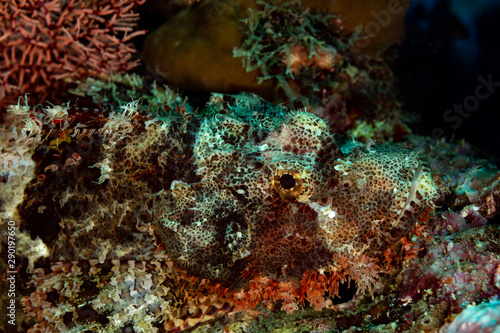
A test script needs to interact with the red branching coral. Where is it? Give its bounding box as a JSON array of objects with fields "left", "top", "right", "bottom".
[{"left": 0, "top": 0, "right": 146, "bottom": 106}]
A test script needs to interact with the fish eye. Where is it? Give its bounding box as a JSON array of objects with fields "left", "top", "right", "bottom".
[
  {"left": 280, "top": 173, "right": 296, "bottom": 190},
  {"left": 272, "top": 170, "right": 304, "bottom": 198}
]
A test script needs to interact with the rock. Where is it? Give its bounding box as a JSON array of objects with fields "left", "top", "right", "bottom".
[{"left": 142, "top": 0, "right": 274, "bottom": 96}]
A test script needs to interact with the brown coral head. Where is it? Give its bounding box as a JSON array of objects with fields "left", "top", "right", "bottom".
[{"left": 272, "top": 169, "right": 304, "bottom": 199}]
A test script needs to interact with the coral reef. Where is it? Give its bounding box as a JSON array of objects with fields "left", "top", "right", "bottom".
[
  {"left": 0, "top": 0, "right": 146, "bottom": 108},
  {"left": 397, "top": 223, "right": 500, "bottom": 316},
  {"left": 1, "top": 1, "right": 499, "bottom": 332},
  {"left": 408, "top": 134, "right": 500, "bottom": 219},
  {"left": 442, "top": 296, "right": 500, "bottom": 333},
  {"left": 143, "top": 0, "right": 409, "bottom": 139}
]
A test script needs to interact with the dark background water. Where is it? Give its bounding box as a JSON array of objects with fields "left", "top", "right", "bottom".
[{"left": 392, "top": 0, "right": 500, "bottom": 165}]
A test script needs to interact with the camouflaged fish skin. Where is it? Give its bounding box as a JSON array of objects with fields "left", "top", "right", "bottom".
[
  {"left": 14, "top": 94, "right": 438, "bottom": 332},
  {"left": 156, "top": 95, "right": 438, "bottom": 287}
]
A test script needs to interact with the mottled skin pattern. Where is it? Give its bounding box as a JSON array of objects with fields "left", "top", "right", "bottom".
[
  {"left": 158, "top": 106, "right": 339, "bottom": 283},
  {"left": 156, "top": 94, "right": 438, "bottom": 290},
  {"left": 16, "top": 94, "right": 438, "bottom": 332}
]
